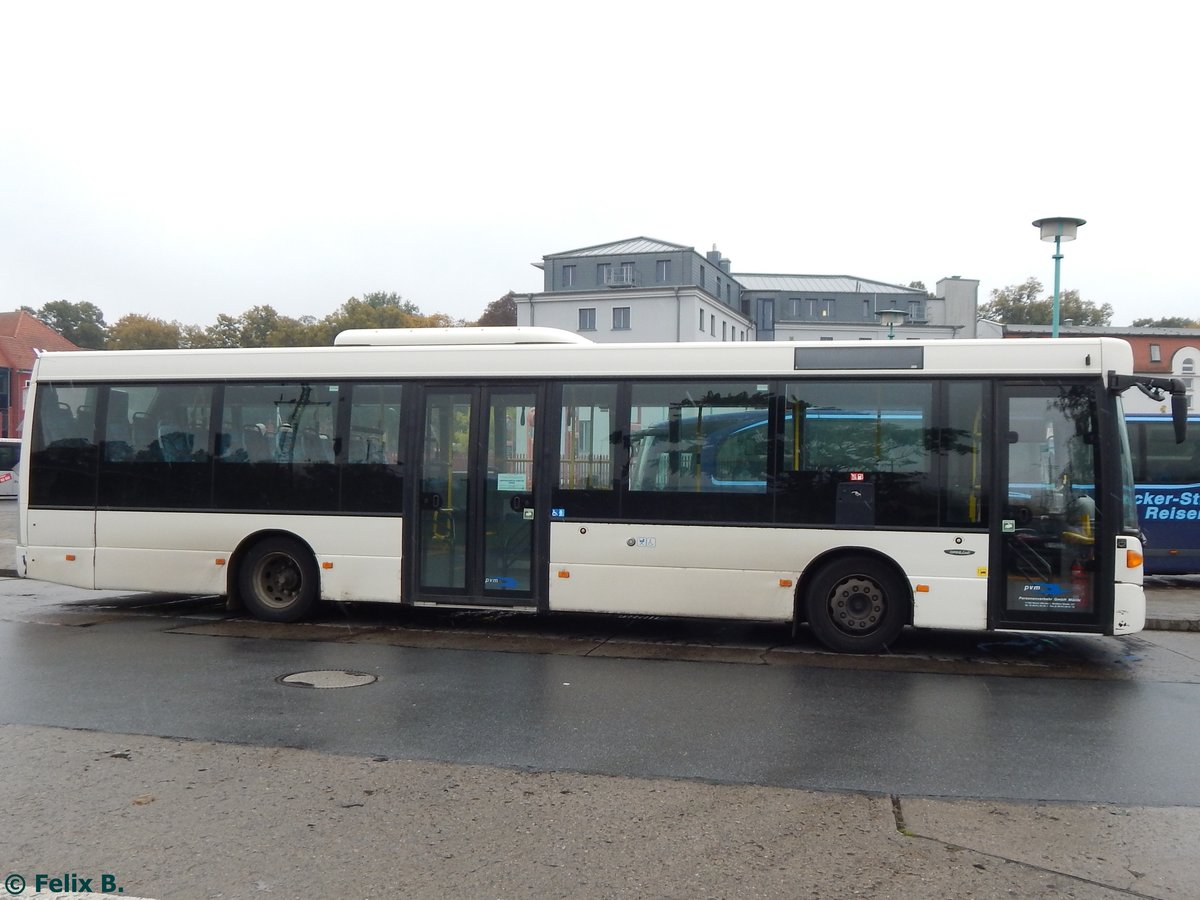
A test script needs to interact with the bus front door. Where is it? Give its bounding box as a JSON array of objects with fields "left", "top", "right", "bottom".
[
  {"left": 414, "top": 386, "right": 543, "bottom": 607},
  {"left": 993, "top": 383, "right": 1104, "bottom": 632}
]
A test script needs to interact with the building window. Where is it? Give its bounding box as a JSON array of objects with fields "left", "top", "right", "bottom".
[
  {"left": 806, "top": 299, "right": 834, "bottom": 318},
  {"left": 722, "top": 321, "right": 727, "bottom": 340},
  {"left": 615, "top": 263, "right": 634, "bottom": 286},
  {"left": 710, "top": 317, "right": 716, "bottom": 337},
  {"left": 657, "top": 259, "right": 672, "bottom": 282},
  {"left": 759, "top": 298, "right": 774, "bottom": 331},
  {"left": 612, "top": 307, "right": 630, "bottom": 330},
  {"left": 1150, "top": 343, "right": 1162, "bottom": 362},
  {"left": 597, "top": 264, "right": 611, "bottom": 286},
  {"left": 579, "top": 308, "right": 596, "bottom": 331},
  {"left": 908, "top": 300, "right": 922, "bottom": 320},
  {"left": 698, "top": 265, "right": 705, "bottom": 290},
  {"left": 699, "top": 308, "right": 705, "bottom": 331},
  {"left": 863, "top": 299, "right": 870, "bottom": 319},
  {"left": 562, "top": 265, "right": 575, "bottom": 288}
]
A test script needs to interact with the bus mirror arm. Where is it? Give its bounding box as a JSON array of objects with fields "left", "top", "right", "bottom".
[{"left": 1108, "top": 372, "right": 1188, "bottom": 444}]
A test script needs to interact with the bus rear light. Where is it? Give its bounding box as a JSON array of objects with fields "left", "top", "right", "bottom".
[{"left": 1126, "top": 549, "right": 1144, "bottom": 569}]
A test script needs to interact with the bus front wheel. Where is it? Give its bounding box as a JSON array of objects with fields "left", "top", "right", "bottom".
[
  {"left": 804, "top": 556, "right": 908, "bottom": 653},
  {"left": 238, "top": 537, "right": 319, "bottom": 623}
]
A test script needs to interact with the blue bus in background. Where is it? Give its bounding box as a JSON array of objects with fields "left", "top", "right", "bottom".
[{"left": 1128, "top": 413, "right": 1200, "bottom": 575}]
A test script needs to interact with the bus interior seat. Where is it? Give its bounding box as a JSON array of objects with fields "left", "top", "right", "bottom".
[
  {"left": 297, "top": 429, "right": 334, "bottom": 463},
  {"left": 276, "top": 424, "right": 295, "bottom": 460},
  {"left": 75, "top": 405, "right": 97, "bottom": 440},
  {"left": 131, "top": 412, "right": 155, "bottom": 453},
  {"left": 242, "top": 425, "right": 271, "bottom": 462},
  {"left": 41, "top": 401, "right": 78, "bottom": 446},
  {"left": 157, "top": 419, "right": 193, "bottom": 462}
]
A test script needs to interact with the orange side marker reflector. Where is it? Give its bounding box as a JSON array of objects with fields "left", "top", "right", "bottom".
[
  {"left": 915, "top": 584, "right": 930, "bottom": 593},
  {"left": 779, "top": 579, "right": 793, "bottom": 588},
  {"left": 65, "top": 554, "right": 76, "bottom": 562},
  {"left": 558, "top": 570, "right": 570, "bottom": 578},
  {"left": 322, "top": 562, "right": 333, "bottom": 570},
  {"left": 215, "top": 558, "right": 226, "bottom": 566},
  {"left": 1126, "top": 549, "right": 1144, "bottom": 569}
]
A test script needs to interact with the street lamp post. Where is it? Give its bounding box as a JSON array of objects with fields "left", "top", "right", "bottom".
[
  {"left": 877, "top": 307, "right": 907, "bottom": 340},
  {"left": 1032, "top": 217, "right": 1086, "bottom": 337}
]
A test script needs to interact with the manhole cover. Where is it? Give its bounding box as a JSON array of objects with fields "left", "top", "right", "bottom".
[{"left": 277, "top": 669, "right": 378, "bottom": 689}]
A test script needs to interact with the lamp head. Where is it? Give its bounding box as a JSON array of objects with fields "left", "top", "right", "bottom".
[{"left": 1033, "top": 217, "right": 1087, "bottom": 242}]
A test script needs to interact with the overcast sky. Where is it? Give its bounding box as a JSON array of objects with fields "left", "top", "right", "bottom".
[{"left": 3, "top": 2, "right": 1195, "bottom": 330}]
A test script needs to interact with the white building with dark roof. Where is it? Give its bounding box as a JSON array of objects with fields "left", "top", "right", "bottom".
[{"left": 515, "top": 236, "right": 978, "bottom": 343}]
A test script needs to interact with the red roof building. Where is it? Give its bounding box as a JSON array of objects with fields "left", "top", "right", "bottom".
[
  {"left": 0, "top": 311, "right": 82, "bottom": 438},
  {"left": 1001, "top": 323, "right": 1200, "bottom": 415}
]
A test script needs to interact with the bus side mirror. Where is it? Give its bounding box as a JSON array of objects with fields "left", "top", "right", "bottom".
[{"left": 1172, "top": 391, "right": 1188, "bottom": 444}]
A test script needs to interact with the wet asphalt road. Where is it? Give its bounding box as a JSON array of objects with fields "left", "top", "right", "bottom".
[{"left": 2, "top": 581, "right": 1200, "bottom": 807}]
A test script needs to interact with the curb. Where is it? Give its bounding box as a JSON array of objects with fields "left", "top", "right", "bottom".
[{"left": 1144, "top": 616, "right": 1200, "bottom": 632}]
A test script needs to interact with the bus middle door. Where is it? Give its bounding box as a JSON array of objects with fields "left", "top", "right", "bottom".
[{"left": 413, "top": 385, "right": 544, "bottom": 608}]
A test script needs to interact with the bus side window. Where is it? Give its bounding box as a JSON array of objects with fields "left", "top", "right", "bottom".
[{"left": 558, "top": 383, "right": 617, "bottom": 491}]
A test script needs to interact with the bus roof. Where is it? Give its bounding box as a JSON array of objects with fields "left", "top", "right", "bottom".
[
  {"left": 333, "top": 326, "right": 593, "bottom": 346},
  {"left": 30, "top": 336, "right": 1135, "bottom": 383}
]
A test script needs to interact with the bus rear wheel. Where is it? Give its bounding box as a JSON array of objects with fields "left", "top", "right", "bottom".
[
  {"left": 804, "top": 556, "right": 908, "bottom": 653},
  {"left": 238, "top": 537, "right": 319, "bottom": 623}
]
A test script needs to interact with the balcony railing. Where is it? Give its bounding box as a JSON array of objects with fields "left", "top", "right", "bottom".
[{"left": 603, "top": 268, "right": 638, "bottom": 288}]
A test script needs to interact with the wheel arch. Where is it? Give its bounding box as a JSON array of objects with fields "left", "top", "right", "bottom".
[
  {"left": 794, "top": 546, "right": 914, "bottom": 626},
  {"left": 227, "top": 529, "right": 322, "bottom": 602}
]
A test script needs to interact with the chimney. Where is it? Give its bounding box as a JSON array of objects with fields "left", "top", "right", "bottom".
[{"left": 708, "top": 244, "right": 732, "bottom": 272}]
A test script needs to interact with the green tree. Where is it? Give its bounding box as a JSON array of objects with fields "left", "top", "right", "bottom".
[
  {"left": 30, "top": 300, "right": 108, "bottom": 348},
  {"left": 312, "top": 293, "right": 458, "bottom": 344},
  {"left": 359, "top": 291, "right": 422, "bottom": 314},
  {"left": 106, "top": 314, "right": 183, "bottom": 350},
  {"left": 979, "top": 277, "right": 1113, "bottom": 326},
  {"left": 265, "top": 315, "right": 321, "bottom": 347},
  {"left": 1131, "top": 316, "right": 1199, "bottom": 328},
  {"left": 474, "top": 291, "right": 518, "bottom": 326},
  {"left": 204, "top": 314, "right": 243, "bottom": 348},
  {"left": 238, "top": 305, "right": 281, "bottom": 347},
  {"left": 178, "top": 324, "right": 213, "bottom": 349}
]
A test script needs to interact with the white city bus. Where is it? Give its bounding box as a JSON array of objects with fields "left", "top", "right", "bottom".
[{"left": 16, "top": 328, "right": 1187, "bottom": 652}]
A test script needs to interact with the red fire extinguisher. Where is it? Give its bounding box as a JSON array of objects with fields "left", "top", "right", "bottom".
[{"left": 1071, "top": 559, "right": 1092, "bottom": 612}]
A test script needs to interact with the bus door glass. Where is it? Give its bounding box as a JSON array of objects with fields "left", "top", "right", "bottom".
[
  {"left": 996, "top": 384, "right": 1102, "bottom": 628},
  {"left": 416, "top": 386, "right": 540, "bottom": 603}
]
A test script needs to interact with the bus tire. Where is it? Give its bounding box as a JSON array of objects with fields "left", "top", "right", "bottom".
[
  {"left": 804, "top": 556, "right": 908, "bottom": 653},
  {"left": 237, "top": 537, "right": 319, "bottom": 623}
]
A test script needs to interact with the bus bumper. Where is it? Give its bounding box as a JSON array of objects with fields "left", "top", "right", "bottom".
[{"left": 1112, "top": 582, "right": 1146, "bottom": 635}]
